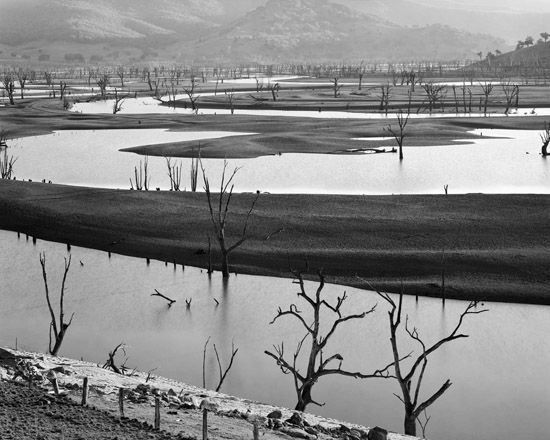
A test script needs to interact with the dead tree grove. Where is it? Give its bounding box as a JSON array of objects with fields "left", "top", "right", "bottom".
[
  {"left": 201, "top": 160, "right": 260, "bottom": 278},
  {"left": 376, "top": 286, "right": 488, "bottom": 436},
  {"left": 265, "top": 269, "right": 395, "bottom": 412},
  {"left": 39, "top": 252, "right": 74, "bottom": 357}
]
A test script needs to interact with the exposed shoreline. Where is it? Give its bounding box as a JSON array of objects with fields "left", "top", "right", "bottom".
[{"left": 0, "top": 179, "right": 548, "bottom": 305}]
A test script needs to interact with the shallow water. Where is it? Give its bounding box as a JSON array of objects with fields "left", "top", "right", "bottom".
[
  {"left": 9, "top": 128, "right": 550, "bottom": 194},
  {"left": 0, "top": 230, "right": 548, "bottom": 440}
]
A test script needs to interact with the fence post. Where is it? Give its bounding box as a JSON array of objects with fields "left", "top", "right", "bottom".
[
  {"left": 155, "top": 397, "right": 161, "bottom": 430},
  {"left": 81, "top": 377, "right": 88, "bottom": 406},
  {"left": 118, "top": 388, "right": 124, "bottom": 418}
]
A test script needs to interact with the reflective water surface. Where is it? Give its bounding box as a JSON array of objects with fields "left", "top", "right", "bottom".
[
  {"left": 9, "top": 128, "right": 550, "bottom": 194},
  {"left": 0, "top": 231, "right": 549, "bottom": 440}
]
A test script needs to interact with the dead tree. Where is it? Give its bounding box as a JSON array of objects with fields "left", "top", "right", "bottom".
[
  {"left": 421, "top": 83, "right": 447, "bottom": 113},
  {"left": 96, "top": 73, "right": 110, "bottom": 99},
  {"left": 112, "top": 89, "right": 127, "bottom": 114},
  {"left": 190, "top": 146, "right": 200, "bottom": 192},
  {"left": 130, "top": 156, "right": 151, "bottom": 191},
  {"left": 265, "top": 269, "right": 395, "bottom": 412},
  {"left": 39, "top": 253, "right": 74, "bottom": 357},
  {"left": 166, "top": 157, "right": 182, "bottom": 191},
  {"left": 540, "top": 122, "right": 550, "bottom": 156},
  {"left": 267, "top": 82, "right": 280, "bottom": 102},
  {"left": 385, "top": 110, "right": 409, "bottom": 161},
  {"left": 331, "top": 77, "right": 341, "bottom": 98},
  {"left": 103, "top": 342, "right": 128, "bottom": 375},
  {"left": 16, "top": 68, "right": 29, "bottom": 99},
  {"left": 203, "top": 338, "right": 239, "bottom": 392},
  {"left": 479, "top": 81, "right": 494, "bottom": 116},
  {"left": 151, "top": 289, "right": 176, "bottom": 307},
  {"left": 377, "top": 286, "right": 488, "bottom": 436},
  {"left": 116, "top": 66, "right": 125, "bottom": 88},
  {"left": 183, "top": 78, "right": 200, "bottom": 112},
  {"left": 502, "top": 81, "right": 520, "bottom": 114},
  {"left": 379, "top": 83, "right": 392, "bottom": 114},
  {"left": 225, "top": 89, "right": 236, "bottom": 115},
  {"left": 2, "top": 71, "right": 15, "bottom": 105},
  {"left": 200, "top": 160, "right": 260, "bottom": 278}
]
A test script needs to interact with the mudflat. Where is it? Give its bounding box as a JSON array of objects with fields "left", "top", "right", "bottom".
[{"left": 0, "top": 179, "right": 548, "bottom": 305}]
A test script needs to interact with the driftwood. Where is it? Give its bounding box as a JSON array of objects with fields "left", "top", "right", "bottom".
[{"left": 151, "top": 289, "right": 176, "bottom": 307}]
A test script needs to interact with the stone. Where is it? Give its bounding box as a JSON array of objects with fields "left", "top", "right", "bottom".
[
  {"left": 286, "top": 412, "right": 304, "bottom": 427},
  {"left": 267, "top": 410, "right": 283, "bottom": 419},
  {"left": 367, "top": 426, "right": 388, "bottom": 440},
  {"left": 280, "top": 427, "right": 316, "bottom": 440}
]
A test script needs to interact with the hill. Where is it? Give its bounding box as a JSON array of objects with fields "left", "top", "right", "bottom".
[{"left": 0, "top": 0, "right": 506, "bottom": 64}]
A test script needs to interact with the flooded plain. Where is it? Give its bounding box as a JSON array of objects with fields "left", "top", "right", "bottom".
[{"left": 0, "top": 230, "right": 548, "bottom": 440}]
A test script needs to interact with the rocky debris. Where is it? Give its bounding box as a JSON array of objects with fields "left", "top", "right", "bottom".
[{"left": 368, "top": 426, "right": 389, "bottom": 440}]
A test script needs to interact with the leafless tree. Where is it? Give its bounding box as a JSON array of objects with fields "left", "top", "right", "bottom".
[
  {"left": 190, "top": 146, "right": 200, "bottom": 192},
  {"left": 96, "top": 73, "right": 110, "bottom": 99},
  {"left": 130, "top": 156, "right": 151, "bottom": 191},
  {"left": 502, "top": 81, "right": 520, "bottom": 114},
  {"left": 183, "top": 77, "right": 200, "bottom": 112},
  {"left": 540, "top": 122, "right": 550, "bottom": 156},
  {"left": 202, "top": 337, "right": 239, "bottom": 392},
  {"left": 200, "top": 160, "right": 260, "bottom": 278},
  {"left": 330, "top": 77, "right": 341, "bottom": 98},
  {"left": 166, "top": 157, "right": 182, "bottom": 191},
  {"left": 265, "top": 269, "right": 395, "bottom": 412},
  {"left": 225, "top": 89, "right": 236, "bottom": 114},
  {"left": 116, "top": 66, "right": 125, "bottom": 88},
  {"left": 385, "top": 110, "right": 410, "bottom": 161},
  {"left": 2, "top": 71, "right": 16, "bottom": 105},
  {"left": 376, "top": 286, "right": 488, "bottom": 436},
  {"left": 112, "top": 89, "right": 127, "bottom": 114},
  {"left": 267, "top": 82, "right": 280, "bottom": 102},
  {"left": 103, "top": 342, "right": 129, "bottom": 375},
  {"left": 421, "top": 83, "right": 447, "bottom": 113},
  {"left": 39, "top": 253, "right": 74, "bottom": 357},
  {"left": 16, "top": 68, "right": 29, "bottom": 99},
  {"left": 379, "top": 83, "right": 392, "bottom": 115},
  {"left": 479, "top": 81, "right": 494, "bottom": 115}
]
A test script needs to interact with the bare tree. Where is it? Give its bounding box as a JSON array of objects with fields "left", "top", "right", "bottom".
[
  {"left": 116, "top": 66, "right": 125, "bottom": 88},
  {"left": 130, "top": 156, "right": 151, "bottom": 191},
  {"left": 267, "top": 82, "right": 280, "bottom": 102},
  {"left": 16, "top": 68, "right": 29, "bottom": 99},
  {"left": 421, "top": 83, "right": 447, "bottom": 113},
  {"left": 265, "top": 269, "right": 395, "bottom": 412},
  {"left": 379, "top": 83, "right": 392, "bottom": 114},
  {"left": 330, "top": 77, "right": 341, "bottom": 98},
  {"left": 479, "top": 81, "right": 494, "bottom": 116},
  {"left": 183, "top": 77, "right": 200, "bottom": 112},
  {"left": 112, "top": 89, "right": 127, "bottom": 114},
  {"left": 200, "top": 160, "right": 260, "bottom": 278},
  {"left": 376, "top": 286, "right": 488, "bottom": 436},
  {"left": 39, "top": 253, "right": 74, "bottom": 357},
  {"left": 166, "top": 157, "right": 182, "bottom": 191},
  {"left": 540, "top": 122, "right": 550, "bottom": 156},
  {"left": 225, "top": 89, "right": 236, "bottom": 115},
  {"left": 96, "top": 73, "right": 110, "bottom": 99},
  {"left": 385, "top": 110, "right": 409, "bottom": 161},
  {"left": 502, "top": 81, "right": 520, "bottom": 114},
  {"left": 203, "top": 337, "right": 239, "bottom": 392},
  {"left": 2, "top": 71, "right": 16, "bottom": 105}
]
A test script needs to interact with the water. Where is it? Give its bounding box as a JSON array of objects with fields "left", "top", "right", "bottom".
[
  {"left": 0, "top": 230, "right": 549, "bottom": 440},
  {"left": 9, "top": 128, "right": 550, "bottom": 194}
]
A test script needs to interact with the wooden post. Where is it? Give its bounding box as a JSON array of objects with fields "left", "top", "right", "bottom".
[
  {"left": 52, "top": 378, "right": 59, "bottom": 395},
  {"left": 118, "top": 388, "right": 124, "bottom": 418},
  {"left": 155, "top": 397, "right": 161, "bottom": 430},
  {"left": 253, "top": 421, "right": 259, "bottom": 440},
  {"left": 82, "top": 377, "right": 89, "bottom": 405},
  {"left": 202, "top": 409, "right": 208, "bottom": 440}
]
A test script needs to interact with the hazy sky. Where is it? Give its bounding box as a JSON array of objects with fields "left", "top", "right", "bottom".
[{"left": 413, "top": 0, "right": 550, "bottom": 13}]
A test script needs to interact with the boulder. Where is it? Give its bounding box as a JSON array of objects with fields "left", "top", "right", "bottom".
[
  {"left": 367, "top": 426, "right": 388, "bottom": 440},
  {"left": 286, "top": 412, "right": 305, "bottom": 427},
  {"left": 280, "top": 427, "right": 316, "bottom": 440},
  {"left": 267, "top": 409, "right": 283, "bottom": 419}
]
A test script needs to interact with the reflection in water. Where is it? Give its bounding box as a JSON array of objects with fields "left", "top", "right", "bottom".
[
  {"left": 0, "top": 230, "right": 549, "bottom": 440},
  {"left": 9, "top": 128, "right": 550, "bottom": 194}
]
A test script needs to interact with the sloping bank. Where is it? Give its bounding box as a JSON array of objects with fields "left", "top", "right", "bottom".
[
  {"left": 0, "top": 347, "right": 417, "bottom": 440},
  {"left": 0, "top": 180, "right": 548, "bottom": 304}
]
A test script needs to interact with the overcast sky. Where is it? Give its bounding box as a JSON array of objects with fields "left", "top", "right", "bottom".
[{"left": 413, "top": 0, "right": 550, "bottom": 13}]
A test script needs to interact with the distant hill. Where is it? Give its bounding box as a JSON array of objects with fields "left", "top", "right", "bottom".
[
  {"left": 336, "top": 0, "right": 550, "bottom": 47},
  {"left": 0, "top": 0, "right": 506, "bottom": 64},
  {"left": 180, "top": 0, "right": 505, "bottom": 63}
]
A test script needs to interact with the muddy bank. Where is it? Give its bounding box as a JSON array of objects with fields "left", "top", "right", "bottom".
[{"left": 0, "top": 180, "right": 548, "bottom": 305}]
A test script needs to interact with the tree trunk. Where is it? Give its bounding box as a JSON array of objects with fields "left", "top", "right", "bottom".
[
  {"left": 404, "top": 414, "right": 417, "bottom": 437},
  {"left": 221, "top": 251, "right": 230, "bottom": 278},
  {"left": 295, "top": 383, "right": 313, "bottom": 412},
  {"left": 543, "top": 141, "right": 549, "bottom": 156}
]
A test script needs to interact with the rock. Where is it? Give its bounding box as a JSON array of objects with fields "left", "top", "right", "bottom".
[
  {"left": 167, "top": 388, "right": 178, "bottom": 397},
  {"left": 267, "top": 409, "right": 283, "bottom": 419},
  {"left": 367, "top": 426, "right": 388, "bottom": 440},
  {"left": 286, "top": 412, "right": 304, "bottom": 427},
  {"left": 339, "top": 424, "right": 351, "bottom": 433},
  {"left": 200, "top": 399, "right": 218, "bottom": 412},
  {"left": 280, "top": 427, "right": 316, "bottom": 439}
]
